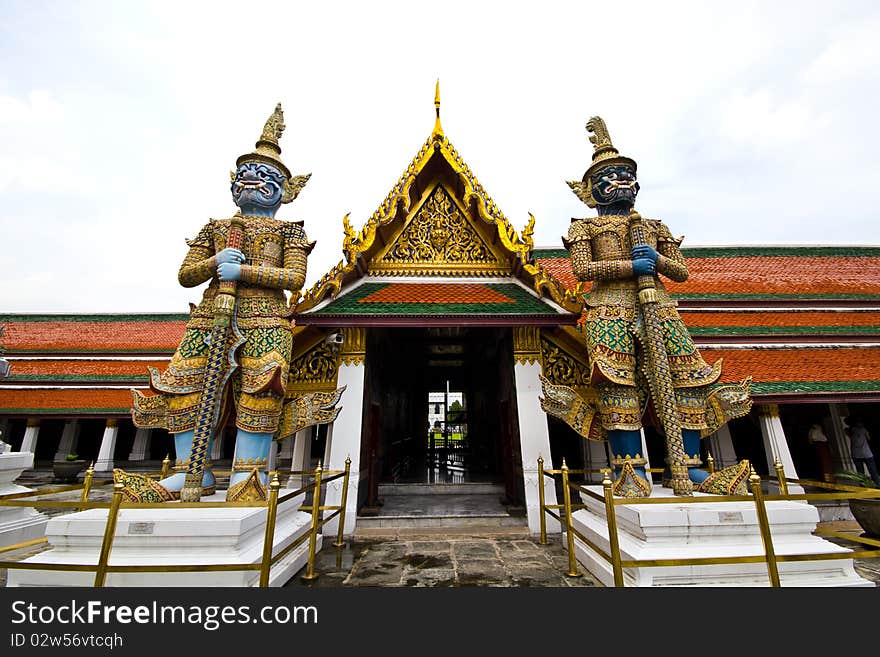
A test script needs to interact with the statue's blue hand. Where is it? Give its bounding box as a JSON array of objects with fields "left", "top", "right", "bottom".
[
  {"left": 217, "top": 262, "right": 242, "bottom": 281},
  {"left": 632, "top": 257, "right": 656, "bottom": 277},
  {"left": 631, "top": 245, "right": 658, "bottom": 263},
  {"left": 216, "top": 248, "right": 246, "bottom": 265}
]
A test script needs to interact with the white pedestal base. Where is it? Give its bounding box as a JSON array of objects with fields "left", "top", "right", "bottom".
[
  {"left": 568, "top": 485, "right": 872, "bottom": 587},
  {"left": 7, "top": 492, "right": 318, "bottom": 587},
  {"left": 0, "top": 452, "right": 49, "bottom": 549}
]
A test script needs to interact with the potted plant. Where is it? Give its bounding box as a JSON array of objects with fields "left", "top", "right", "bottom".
[
  {"left": 835, "top": 471, "right": 880, "bottom": 537},
  {"left": 53, "top": 453, "right": 87, "bottom": 484}
]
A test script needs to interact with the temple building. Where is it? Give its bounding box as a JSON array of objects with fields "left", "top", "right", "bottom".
[{"left": 2, "top": 101, "right": 879, "bottom": 534}]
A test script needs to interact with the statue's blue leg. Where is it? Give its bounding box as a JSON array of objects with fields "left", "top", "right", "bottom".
[
  {"left": 683, "top": 428, "right": 709, "bottom": 484},
  {"left": 158, "top": 429, "right": 216, "bottom": 492},
  {"left": 607, "top": 429, "right": 648, "bottom": 480},
  {"left": 229, "top": 430, "right": 273, "bottom": 488}
]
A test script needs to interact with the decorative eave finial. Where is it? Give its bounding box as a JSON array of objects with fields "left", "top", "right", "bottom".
[{"left": 432, "top": 79, "right": 444, "bottom": 139}]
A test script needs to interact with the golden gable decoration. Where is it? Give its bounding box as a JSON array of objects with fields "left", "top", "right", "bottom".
[
  {"left": 295, "top": 86, "right": 582, "bottom": 313},
  {"left": 374, "top": 185, "right": 501, "bottom": 274}
]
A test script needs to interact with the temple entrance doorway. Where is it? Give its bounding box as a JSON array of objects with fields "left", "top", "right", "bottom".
[{"left": 358, "top": 327, "right": 525, "bottom": 520}]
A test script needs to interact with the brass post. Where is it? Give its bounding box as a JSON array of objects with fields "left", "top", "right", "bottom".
[
  {"left": 538, "top": 455, "right": 547, "bottom": 545},
  {"left": 333, "top": 457, "right": 351, "bottom": 548},
  {"left": 160, "top": 454, "right": 171, "bottom": 479},
  {"left": 300, "top": 460, "right": 323, "bottom": 582},
  {"left": 706, "top": 451, "right": 715, "bottom": 475},
  {"left": 94, "top": 482, "right": 124, "bottom": 587},
  {"left": 749, "top": 468, "right": 780, "bottom": 587},
  {"left": 561, "top": 459, "right": 582, "bottom": 577},
  {"left": 774, "top": 457, "right": 788, "bottom": 496},
  {"left": 259, "top": 472, "right": 281, "bottom": 587},
  {"left": 602, "top": 469, "right": 624, "bottom": 587},
  {"left": 79, "top": 462, "right": 95, "bottom": 511}
]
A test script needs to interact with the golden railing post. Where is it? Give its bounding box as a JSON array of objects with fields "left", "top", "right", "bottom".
[
  {"left": 79, "top": 462, "right": 95, "bottom": 511},
  {"left": 602, "top": 469, "right": 624, "bottom": 587},
  {"left": 333, "top": 456, "right": 351, "bottom": 548},
  {"left": 774, "top": 457, "right": 788, "bottom": 496},
  {"left": 300, "top": 460, "right": 323, "bottom": 582},
  {"left": 706, "top": 451, "right": 715, "bottom": 475},
  {"left": 94, "top": 481, "right": 124, "bottom": 587},
  {"left": 561, "top": 459, "right": 582, "bottom": 577},
  {"left": 749, "top": 467, "right": 780, "bottom": 587},
  {"left": 538, "top": 455, "right": 547, "bottom": 545},
  {"left": 160, "top": 454, "right": 171, "bottom": 479},
  {"left": 259, "top": 472, "right": 281, "bottom": 587}
]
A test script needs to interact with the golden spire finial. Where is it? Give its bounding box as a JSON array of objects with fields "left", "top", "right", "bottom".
[{"left": 432, "top": 79, "right": 444, "bottom": 138}]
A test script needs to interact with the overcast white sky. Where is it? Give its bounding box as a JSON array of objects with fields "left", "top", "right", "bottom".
[{"left": 1, "top": 1, "right": 878, "bottom": 313}]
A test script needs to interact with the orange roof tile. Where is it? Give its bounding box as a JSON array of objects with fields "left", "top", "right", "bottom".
[
  {"left": 533, "top": 254, "right": 880, "bottom": 298},
  {"left": 669, "top": 257, "right": 880, "bottom": 296},
  {"left": 6, "top": 359, "right": 162, "bottom": 379},
  {"left": 684, "top": 311, "right": 880, "bottom": 328},
  {"left": 0, "top": 388, "right": 135, "bottom": 413},
  {"left": 1, "top": 318, "right": 186, "bottom": 353},
  {"left": 712, "top": 347, "right": 880, "bottom": 384},
  {"left": 359, "top": 283, "right": 516, "bottom": 305}
]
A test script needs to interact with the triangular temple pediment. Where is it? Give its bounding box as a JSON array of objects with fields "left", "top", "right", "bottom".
[
  {"left": 370, "top": 183, "right": 509, "bottom": 276},
  {"left": 296, "top": 89, "right": 583, "bottom": 314}
]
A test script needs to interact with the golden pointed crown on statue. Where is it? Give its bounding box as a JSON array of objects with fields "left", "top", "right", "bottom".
[
  {"left": 567, "top": 116, "right": 638, "bottom": 208},
  {"left": 233, "top": 103, "right": 312, "bottom": 203},
  {"left": 236, "top": 103, "right": 292, "bottom": 179}
]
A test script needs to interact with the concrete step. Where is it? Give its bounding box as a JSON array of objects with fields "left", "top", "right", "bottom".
[
  {"left": 377, "top": 482, "right": 504, "bottom": 496},
  {"left": 355, "top": 489, "right": 527, "bottom": 533}
]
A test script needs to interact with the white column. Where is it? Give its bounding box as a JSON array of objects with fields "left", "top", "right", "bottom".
[
  {"left": 829, "top": 403, "right": 856, "bottom": 473},
  {"left": 279, "top": 432, "right": 295, "bottom": 459},
  {"left": 639, "top": 428, "right": 653, "bottom": 486},
  {"left": 53, "top": 420, "right": 79, "bottom": 461},
  {"left": 514, "top": 360, "right": 560, "bottom": 535},
  {"left": 582, "top": 437, "right": 609, "bottom": 484},
  {"left": 707, "top": 424, "right": 738, "bottom": 470},
  {"left": 21, "top": 419, "right": 41, "bottom": 455},
  {"left": 322, "top": 362, "right": 365, "bottom": 536},
  {"left": 758, "top": 404, "right": 803, "bottom": 494},
  {"left": 323, "top": 423, "right": 334, "bottom": 467},
  {"left": 286, "top": 428, "right": 312, "bottom": 490},
  {"left": 267, "top": 439, "right": 280, "bottom": 473},
  {"left": 128, "top": 428, "right": 152, "bottom": 461},
  {"left": 210, "top": 430, "right": 225, "bottom": 461},
  {"left": 94, "top": 419, "right": 119, "bottom": 472}
]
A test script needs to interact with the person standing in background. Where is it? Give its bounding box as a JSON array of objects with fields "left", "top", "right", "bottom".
[
  {"left": 808, "top": 422, "right": 833, "bottom": 483},
  {"left": 847, "top": 416, "right": 880, "bottom": 486}
]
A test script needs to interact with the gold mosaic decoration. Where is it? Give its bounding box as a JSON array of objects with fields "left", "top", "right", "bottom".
[
  {"left": 702, "top": 377, "right": 753, "bottom": 436},
  {"left": 287, "top": 338, "right": 340, "bottom": 392},
  {"left": 538, "top": 374, "right": 602, "bottom": 442},
  {"left": 540, "top": 338, "right": 590, "bottom": 389},
  {"left": 113, "top": 469, "right": 179, "bottom": 503},
  {"left": 697, "top": 459, "right": 751, "bottom": 496},
  {"left": 513, "top": 327, "right": 542, "bottom": 365},
  {"left": 339, "top": 327, "right": 366, "bottom": 366},
  {"left": 226, "top": 468, "right": 267, "bottom": 503},
  {"left": 611, "top": 460, "right": 652, "bottom": 498},
  {"left": 374, "top": 185, "right": 502, "bottom": 274},
  {"left": 277, "top": 386, "right": 346, "bottom": 442}
]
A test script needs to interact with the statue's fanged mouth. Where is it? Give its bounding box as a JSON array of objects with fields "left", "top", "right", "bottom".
[{"left": 234, "top": 180, "right": 268, "bottom": 191}]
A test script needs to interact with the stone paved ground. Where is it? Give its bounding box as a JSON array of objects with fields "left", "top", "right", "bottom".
[{"left": 285, "top": 534, "right": 599, "bottom": 587}]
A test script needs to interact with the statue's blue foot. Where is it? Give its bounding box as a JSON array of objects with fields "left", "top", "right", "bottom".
[
  {"left": 227, "top": 430, "right": 272, "bottom": 502},
  {"left": 158, "top": 429, "right": 216, "bottom": 495},
  {"left": 158, "top": 470, "right": 217, "bottom": 493},
  {"left": 607, "top": 429, "right": 651, "bottom": 497}
]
